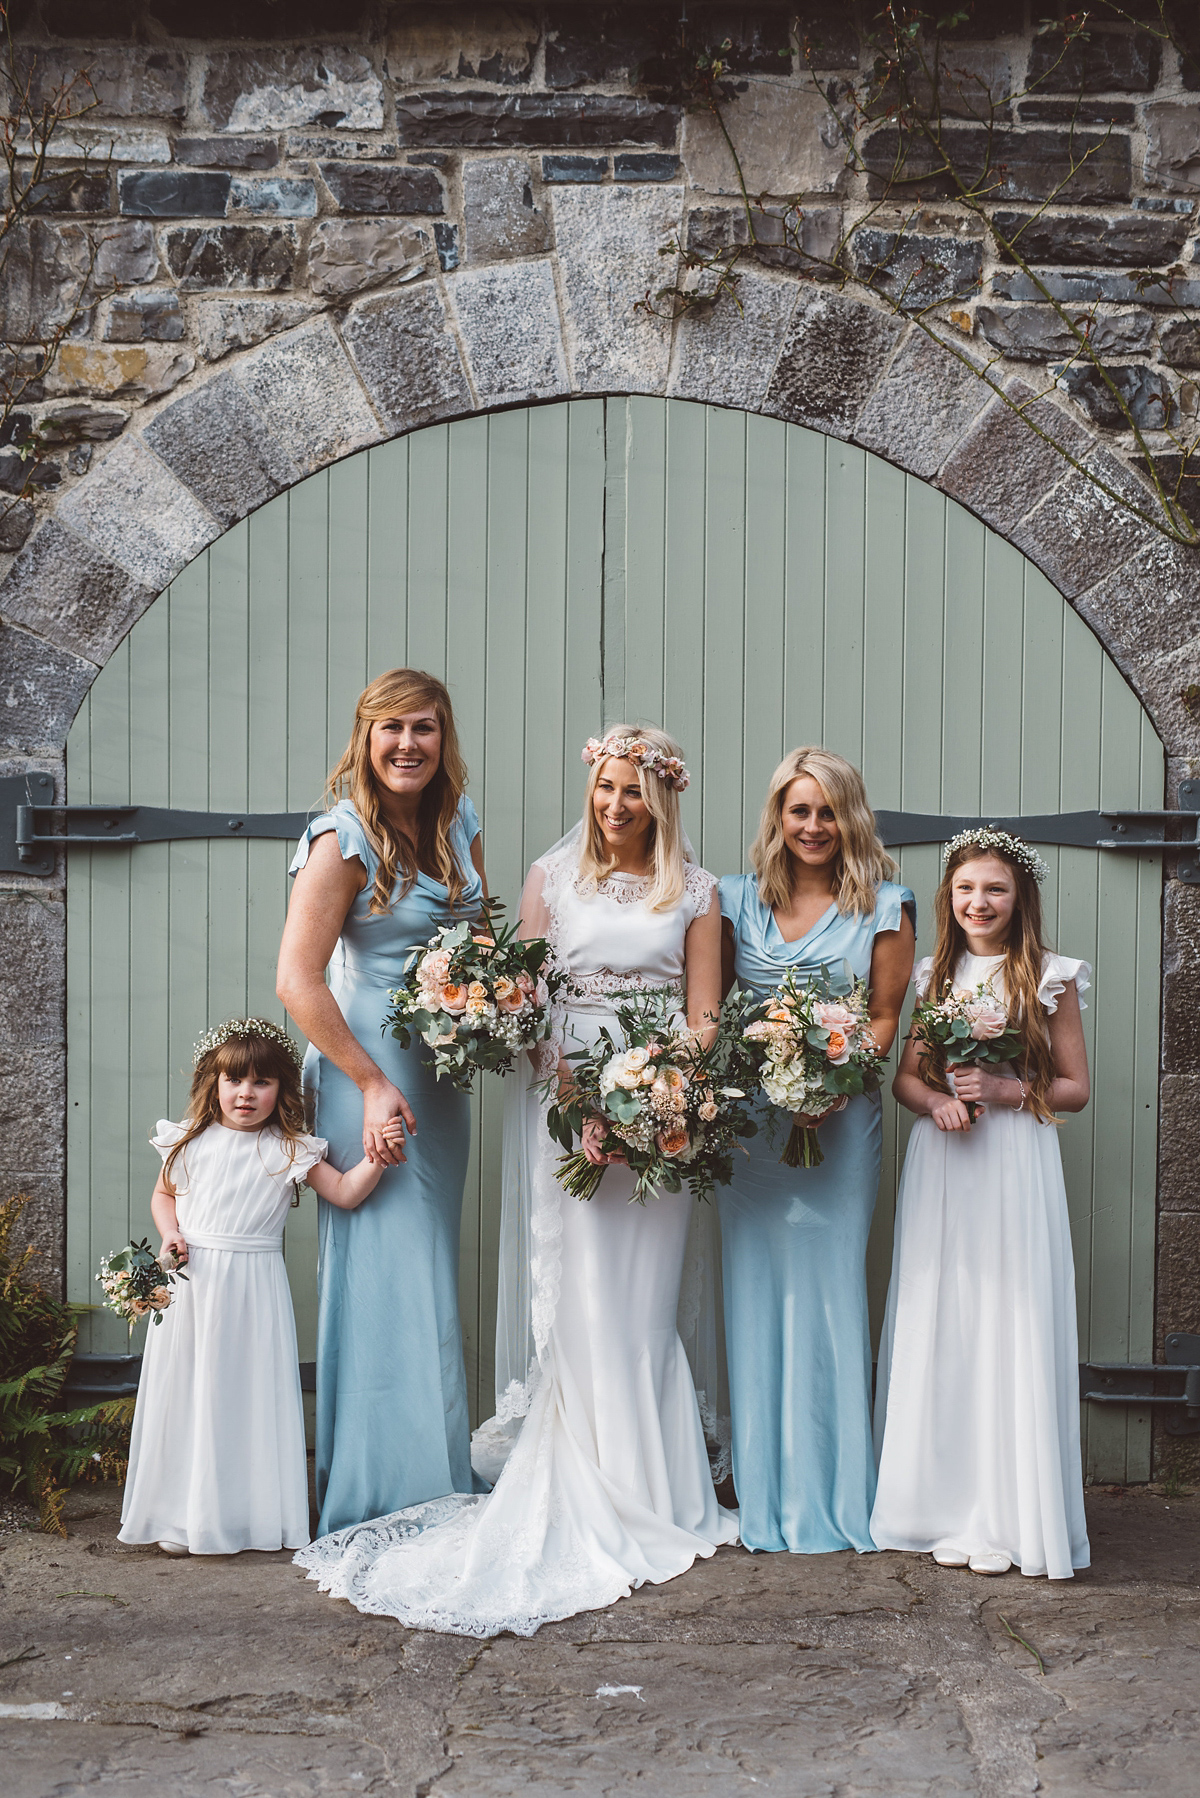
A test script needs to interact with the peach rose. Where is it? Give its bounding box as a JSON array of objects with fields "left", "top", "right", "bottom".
[
  {"left": 968, "top": 1005, "right": 1008, "bottom": 1041},
  {"left": 497, "top": 985, "right": 525, "bottom": 1013},
  {"left": 419, "top": 948, "right": 452, "bottom": 988},
  {"left": 146, "top": 1286, "right": 171, "bottom": 1311},
  {"left": 441, "top": 983, "right": 469, "bottom": 1013},
  {"left": 824, "top": 1029, "right": 852, "bottom": 1065},
  {"left": 656, "top": 1123, "right": 690, "bottom": 1157},
  {"left": 467, "top": 981, "right": 487, "bottom": 1000},
  {"left": 815, "top": 1002, "right": 858, "bottom": 1037},
  {"left": 698, "top": 1096, "right": 718, "bottom": 1122}
]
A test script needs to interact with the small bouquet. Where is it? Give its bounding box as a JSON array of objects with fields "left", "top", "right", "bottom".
[
  {"left": 545, "top": 988, "right": 760, "bottom": 1204},
  {"left": 908, "top": 978, "right": 1024, "bottom": 1121},
  {"left": 385, "top": 900, "right": 563, "bottom": 1092},
  {"left": 97, "top": 1239, "right": 187, "bottom": 1328},
  {"left": 743, "top": 965, "right": 885, "bottom": 1169}
]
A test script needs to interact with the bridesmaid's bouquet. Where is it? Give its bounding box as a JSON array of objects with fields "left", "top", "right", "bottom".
[
  {"left": 385, "top": 901, "right": 563, "bottom": 1092},
  {"left": 908, "top": 978, "right": 1024, "bottom": 1122},
  {"left": 545, "top": 988, "right": 760, "bottom": 1205},
  {"left": 743, "top": 965, "right": 885, "bottom": 1169},
  {"left": 97, "top": 1239, "right": 187, "bottom": 1328}
]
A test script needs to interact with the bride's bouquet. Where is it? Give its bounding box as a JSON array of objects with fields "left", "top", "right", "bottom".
[
  {"left": 385, "top": 901, "right": 563, "bottom": 1092},
  {"left": 545, "top": 988, "right": 760, "bottom": 1204},
  {"left": 908, "top": 977, "right": 1024, "bottom": 1122},
  {"left": 743, "top": 965, "right": 885, "bottom": 1168},
  {"left": 97, "top": 1239, "right": 187, "bottom": 1328}
]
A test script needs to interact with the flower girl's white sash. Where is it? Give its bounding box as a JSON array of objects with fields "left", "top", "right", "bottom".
[{"left": 184, "top": 1230, "right": 281, "bottom": 1253}]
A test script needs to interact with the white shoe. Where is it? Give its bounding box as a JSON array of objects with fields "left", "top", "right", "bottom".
[
  {"left": 157, "top": 1539, "right": 189, "bottom": 1557},
  {"left": 933, "top": 1549, "right": 969, "bottom": 1567},
  {"left": 968, "top": 1552, "right": 1012, "bottom": 1576}
]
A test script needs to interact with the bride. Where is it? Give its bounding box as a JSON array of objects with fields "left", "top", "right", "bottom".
[{"left": 295, "top": 725, "right": 739, "bottom": 1636}]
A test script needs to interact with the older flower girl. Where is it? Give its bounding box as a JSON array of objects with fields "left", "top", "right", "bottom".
[
  {"left": 119, "top": 1018, "right": 400, "bottom": 1557},
  {"left": 871, "top": 831, "right": 1091, "bottom": 1580}
]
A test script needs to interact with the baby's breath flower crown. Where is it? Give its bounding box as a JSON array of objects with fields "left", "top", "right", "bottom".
[
  {"left": 193, "top": 1017, "right": 304, "bottom": 1072},
  {"left": 582, "top": 732, "right": 690, "bottom": 791},
  {"left": 943, "top": 827, "right": 1050, "bottom": 886}
]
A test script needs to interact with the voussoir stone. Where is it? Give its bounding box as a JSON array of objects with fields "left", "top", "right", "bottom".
[
  {"left": 386, "top": 5, "right": 538, "bottom": 84},
  {"left": 670, "top": 270, "right": 802, "bottom": 410},
  {"left": 462, "top": 156, "right": 549, "bottom": 261},
  {"left": 55, "top": 437, "right": 218, "bottom": 594},
  {"left": 143, "top": 374, "right": 301, "bottom": 529},
  {"left": 682, "top": 80, "right": 845, "bottom": 198},
  {"left": 231, "top": 317, "right": 383, "bottom": 471},
  {"left": 0, "top": 519, "right": 154, "bottom": 665},
  {"left": 1010, "top": 454, "right": 1157, "bottom": 602},
  {"left": 202, "top": 48, "right": 384, "bottom": 134},
  {"left": 450, "top": 259, "right": 567, "bottom": 406},
  {"left": 0, "top": 621, "right": 97, "bottom": 759},
  {"left": 320, "top": 163, "right": 444, "bottom": 215},
  {"left": 194, "top": 297, "right": 321, "bottom": 363},
  {"left": 307, "top": 219, "right": 430, "bottom": 300},
  {"left": 937, "top": 385, "right": 1094, "bottom": 536},
  {"left": 765, "top": 289, "right": 905, "bottom": 440},
  {"left": 341, "top": 284, "right": 472, "bottom": 432},
  {"left": 550, "top": 184, "right": 683, "bottom": 394},
  {"left": 1073, "top": 534, "right": 1200, "bottom": 673},
  {"left": 164, "top": 224, "right": 298, "bottom": 291},
  {"left": 855, "top": 327, "right": 991, "bottom": 478}
]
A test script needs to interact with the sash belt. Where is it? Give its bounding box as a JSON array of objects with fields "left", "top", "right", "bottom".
[{"left": 184, "top": 1230, "right": 282, "bottom": 1254}]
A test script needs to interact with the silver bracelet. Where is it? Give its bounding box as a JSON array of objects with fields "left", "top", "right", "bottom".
[{"left": 1014, "top": 1080, "right": 1026, "bottom": 1113}]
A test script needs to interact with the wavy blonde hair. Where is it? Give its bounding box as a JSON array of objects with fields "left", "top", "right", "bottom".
[
  {"left": 325, "top": 668, "right": 471, "bottom": 916},
  {"left": 750, "top": 747, "right": 898, "bottom": 918},
  {"left": 577, "top": 724, "right": 689, "bottom": 913}
]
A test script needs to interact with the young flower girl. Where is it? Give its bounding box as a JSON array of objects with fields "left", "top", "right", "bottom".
[
  {"left": 871, "top": 831, "right": 1092, "bottom": 1580},
  {"left": 119, "top": 1017, "right": 400, "bottom": 1557}
]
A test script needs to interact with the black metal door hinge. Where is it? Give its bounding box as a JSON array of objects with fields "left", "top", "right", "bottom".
[{"left": 1079, "top": 1334, "right": 1200, "bottom": 1434}]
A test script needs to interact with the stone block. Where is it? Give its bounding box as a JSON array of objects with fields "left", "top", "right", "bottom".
[
  {"left": 25, "top": 170, "right": 110, "bottom": 215},
  {"left": 463, "top": 156, "right": 549, "bottom": 261},
  {"left": 1158, "top": 1073, "right": 1200, "bottom": 1212},
  {"left": 164, "top": 225, "right": 298, "bottom": 292},
  {"left": 937, "top": 386, "right": 1094, "bottom": 536},
  {"left": 1027, "top": 25, "right": 1161, "bottom": 94},
  {"left": 341, "top": 285, "right": 472, "bottom": 433},
  {"left": 0, "top": 519, "right": 154, "bottom": 666},
  {"left": 1018, "top": 99, "right": 1136, "bottom": 126},
  {"left": 855, "top": 328, "right": 991, "bottom": 479},
  {"left": 991, "top": 268, "right": 1200, "bottom": 310},
  {"left": 287, "top": 135, "right": 399, "bottom": 161},
  {"left": 685, "top": 203, "right": 842, "bottom": 277},
  {"left": 670, "top": 269, "right": 801, "bottom": 410},
  {"left": 143, "top": 374, "right": 301, "bottom": 530},
  {"left": 90, "top": 223, "right": 160, "bottom": 293},
  {"left": 450, "top": 259, "right": 568, "bottom": 406},
  {"left": 395, "top": 92, "right": 679, "bottom": 149},
  {"left": 104, "top": 289, "right": 184, "bottom": 343},
  {"left": 386, "top": 6, "right": 538, "bottom": 84},
  {"left": 1164, "top": 882, "right": 1200, "bottom": 1076},
  {"left": 202, "top": 49, "right": 385, "bottom": 134},
  {"left": 0, "top": 892, "right": 64, "bottom": 1050},
  {"left": 1010, "top": 454, "right": 1158, "bottom": 603},
  {"left": 232, "top": 318, "right": 384, "bottom": 472},
  {"left": 975, "top": 304, "right": 1154, "bottom": 362},
  {"left": 1073, "top": 535, "right": 1200, "bottom": 676},
  {"left": 1126, "top": 632, "right": 1200, "bottom": 760},
  {"left": 229, "top": 178, "right": 319, "bottom": 218},
  {"left": 550, "top": 183, "right": 684, "bottom": 394},
  {"left": 194, "top": 298, "right": 320, "bottom": 363},
  {"left": 0, "top": 220, "right": 92, "bottom": 341},
  {"left": 307, "top": 220, "right": 430, "bottom": 300},
  {"left": 765, "top": 289, "right": 905, "bottom": 440},
  {"left": 544, "top": 6, "right": 671, "bottom": 88},
  {"left": 320, "top": 163, "right": 444, "bottom": 215},
  {"left": 0, "top": 1175, "right": 64, "bottom": 1293},
  {"left": 615, "top": 154, "right": 681, "bottom": 183},
  {"left": 36, "top": 406, "right": 128, "bottom": 446},
  {"left": 0, "top": 1046, "right": 65, "bottom": 1174},
  {"left": 0, "top": 623, "right": 97, "bottom": 757},
  {"left": 16, "top": 47, "right": 187, "bottom": 120},
  {"left": 542, "top": 155, "right": 607, "bottom": 184},
  {"left": 1156, "top": 1211, "right": 1200, "bottom": 1341},
  {"left": 118, "top": 171, "right": 231, "bottom": 218},
  {"left": 1160, "top": 318, "right": 1200, "bottom": 369},
  {"left": 795, "top": 1, "right": 860, "bottom": 67},
  {"left": 1144, "top": 103, "right": 1200, "bottom": 194},
  {"left": 991, "top": 208, "right": 1192, "bottom": 269},
  {"left": 56, "top": 438, "right": 218, "bottom": 594},
  {"left": 33, "top": 128, "right": 171, "bottom": 166},
  {"left": 1057, "top": 363, "right": 1176, "bottom": 432},
  {"left": 864, "top": 126, "right": 1131, "bottom": 204},
  {"left": 0, "top": 503, "right": 34, "bottom": 552},
  {"left": 852, "top": 227, "right": 982, "bottom": 309},
  {"left": 174, "top": 136, "right": 280, "bottom": 170},
  {"left": 42, "top": 344, "right": 195, "bottom": 402},
  {"left": 682, "top": 81, "right": 844, "bottom": 198},
  {"left": 434, "top": 223, "right": 460, "bottom": 272}
]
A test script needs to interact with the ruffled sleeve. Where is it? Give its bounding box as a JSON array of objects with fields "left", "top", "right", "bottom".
[
  {"left": 458, "top": 793, "right": 481, "bottom": 845},
  {"left": 288, "top": 1132, "right": 329, "bottom": 1181},
  {"left": 913, "top": 956, "right": 935, "bottom": 1000},
  {"left": 288, "top": 803, "right": 376, "bottom": 882},
  {"left": 874, "top": 880, "right": 917, "bottom": 938},
  {"left": 150, "top": 1118, "right": 188, "bottom": 1159},
  {"left": 718, "top": 873, "right": 749, "bottom": 932},
  {"left": 1038, "top": 953, "right": 1092, "bottom": 1013}
]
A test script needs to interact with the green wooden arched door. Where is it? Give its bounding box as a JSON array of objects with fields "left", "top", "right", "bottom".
[{"left": 66, "top": 397, "right": 1163, "bottom": 1484}]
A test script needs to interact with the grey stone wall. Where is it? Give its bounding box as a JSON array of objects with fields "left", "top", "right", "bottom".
[{"left": 2, "top": 1, "right": 1200, "bottom": 1471}]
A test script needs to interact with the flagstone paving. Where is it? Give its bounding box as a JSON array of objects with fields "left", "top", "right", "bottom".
[{"left": 0, "top": 1484, "right": 1195, "bottom": 1796}]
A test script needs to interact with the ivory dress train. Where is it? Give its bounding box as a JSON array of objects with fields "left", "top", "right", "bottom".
[{"left": 295, "top": 841, "right": 738, "bottom": 1636}]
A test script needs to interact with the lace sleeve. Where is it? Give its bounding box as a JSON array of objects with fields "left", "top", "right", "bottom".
[{"left": 684, "top": 863, "right": 718, "bottom": 919}]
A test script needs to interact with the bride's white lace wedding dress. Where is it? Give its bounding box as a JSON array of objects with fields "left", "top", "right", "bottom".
[{"left": 294, "top": 839, "right": 739, "bottom": 1637}]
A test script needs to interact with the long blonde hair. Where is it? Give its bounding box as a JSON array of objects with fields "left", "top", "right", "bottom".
[
  {"left": 577, "top": 724, "right": 689, "bottom": 912},
  {"left": 325, "top": 668, "right": 471, "bottom": 916},
  {"left": 925, "top": 843, "right": 1057, "bottom": 1124},
  {"left": 750, "top": 747, "right": 898, "bottom": 917}
]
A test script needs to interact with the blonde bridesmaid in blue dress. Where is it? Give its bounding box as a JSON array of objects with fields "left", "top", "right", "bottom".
[
  {"left": 277, "top": 669, "right": 488, "bottom": 1536},
  {"left": 719, "top": 749, "right": 915, "bottom": 1553}
]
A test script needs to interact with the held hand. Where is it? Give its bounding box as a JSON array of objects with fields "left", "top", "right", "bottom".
[
  {"left": 159, "top": 1230, "right": 189, "bottom": 1268},
  {"left": 948, "top": 1065, "right": 1013, "bottom": 1108},
  {"left": 930, "top": 1094, "right": 976, "bottom": 1132},
  {"left": 362, "top": 1077, "right": 417, "bottom": 1166},
  {"left": 791, "top": 1096, "right": 849, "bottom": 1129}
]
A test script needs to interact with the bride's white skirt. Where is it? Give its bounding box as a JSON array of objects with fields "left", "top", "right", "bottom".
[
  {"left": 870, "top": 1106, "right": 1090, "bottom": 1580},
  {"left": 296, "top": 1070, "right": 737, "bottom": 1636}
]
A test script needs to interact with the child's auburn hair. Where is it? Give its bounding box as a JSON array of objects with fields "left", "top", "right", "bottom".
[
  {"left": 161, "top": 1024, "right": 308, "bottom": 1193},
  {"left": 925, "top": 845, "right": 1057, "bottom": 1123}
]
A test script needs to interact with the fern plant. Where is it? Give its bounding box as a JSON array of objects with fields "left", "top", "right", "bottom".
[{"left": 0, "top": 1195, "right": 134, "bottom": 1534}]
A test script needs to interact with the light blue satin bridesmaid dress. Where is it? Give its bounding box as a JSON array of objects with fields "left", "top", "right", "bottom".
[
  {"left": 718, "top": 874, "right": 915, "bottom": 1554},
  {"left": 290, "top": 796, "right": 483, "bottom": 1536}
]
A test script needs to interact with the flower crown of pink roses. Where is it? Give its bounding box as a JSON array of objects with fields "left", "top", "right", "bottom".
[
  {"left": 193, "top": 1016, "right": 304, "bottom": 1071},
  {"left": 943, "top": 827, "right": 1049, "bottom": 885},
  {"left": 582, "top": 733, "right": 690, "bottom": 792}
]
